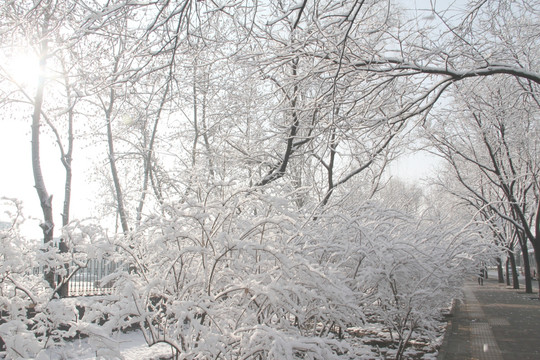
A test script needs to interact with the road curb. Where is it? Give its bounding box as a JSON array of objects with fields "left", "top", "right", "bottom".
[{"left": 437, "top": 297, "right": 459, "bottom": 360}]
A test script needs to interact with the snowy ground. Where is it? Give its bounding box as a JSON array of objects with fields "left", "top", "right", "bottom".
[
  {"left": 346, "top": 322, "right": 444, "bottom": 360},
  {"left": 1, "top": 322, "right": 444, "bottom": 360},
  {"left": 9, "top": 331, "right": 173, "bottom": 360}
]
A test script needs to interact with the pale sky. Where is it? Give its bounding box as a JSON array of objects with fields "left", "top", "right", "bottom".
[{"left": 0, "top": 115, "right": 99, "bottom": 239}]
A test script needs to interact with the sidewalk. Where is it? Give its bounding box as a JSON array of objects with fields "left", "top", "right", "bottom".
[{"left": 438, "top": 276, "right": 540, "bottom": 360}]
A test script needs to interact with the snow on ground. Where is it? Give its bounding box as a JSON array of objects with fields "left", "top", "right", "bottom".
[
  {"left": 1, "top": 313, "right": 447, "bottom": 359},
  {"left": 346, "top": 321, "right": 445, "bottom": 360},
  {"left": 1, "top": 325, "right": 445, "bottom": 360},
  {"left": 29, "top": 331, "right": 173, "bottom": 360}
]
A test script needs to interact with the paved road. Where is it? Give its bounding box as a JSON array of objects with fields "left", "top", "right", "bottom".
[{"left": 438, "top": 276, "right": 540, "bottom": 360}]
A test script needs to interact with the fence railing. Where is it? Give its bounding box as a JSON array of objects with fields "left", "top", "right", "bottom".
[
  {"left": 66, "top": 259, "right": 124, "bottom": 297},
  {"left": 33, "top": 259, "right": 125, "bottom": 297}
]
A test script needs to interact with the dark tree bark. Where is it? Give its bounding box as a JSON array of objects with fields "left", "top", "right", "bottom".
[
  {"left": 496, "top": 257, "right": 504, "bottom": 283},
  {"left": 31, "top": 9, "right": 55, "bottom": 289},
  {"left": 105, "top": 85, "right": 129, "bottom": 235},
  {"left": 508, "top": 250, "right": 519, "bottom": 289},
  {"left": 517, "top": 231, "right": 533, "bottom": 293}
]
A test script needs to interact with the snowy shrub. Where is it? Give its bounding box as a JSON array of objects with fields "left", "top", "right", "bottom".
[
  {"left": 0, "top": 199, "right": 57, "bottom": 358},
  {"left": 301, "top": 201, "right": 491, "bottom": 359},
  {"left": 0, "top": 199, "right": 120, "bottom": 359},
  {"left": 0, "top": 193, "right": 494, "bottom": 360},
  {"left": 100, "top": 187, "right": 362, "bottom": 359},
  {"left": 0, "top": 199, "right": 45, "bottom": 358}
]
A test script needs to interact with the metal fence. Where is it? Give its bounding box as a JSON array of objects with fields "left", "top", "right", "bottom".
[
  {"left": 66, "top": 259, "right": 124, "bottom": 297},
  {"left": 33, "top": 259, "right": 124, "bottom": 297}
]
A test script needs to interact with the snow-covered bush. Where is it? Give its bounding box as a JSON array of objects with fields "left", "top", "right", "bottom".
[
  {"left": 301, "top": 200, "right": 492, "bottom": 359},
  {"left": 100, "top": 186, "right": 362, "bottom": 359},
  {"left": 0, "top": 191, "right": 494, "bottom": 359},
  {"left": 74, "top": 180, "right": 494, "bottom": 360},
  {"left": 0, "top": 199, "right": 46, "bottom": 358},
  {"left": 0, "top": 199, "right": 66, "bottom": 358},
  {"left": 0, "top": 199, "right": 120, "bottom": 359}
]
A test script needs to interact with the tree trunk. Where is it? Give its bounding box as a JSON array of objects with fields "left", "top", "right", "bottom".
[
  {"left": 102, "top": 53, "right": 129, "bottom": 236},
  {"left": 31, "top": 10, "right": 55, "bottom": 289},
  {"left": 60, "top": 69, "right": 75, "bottom": 228},
  {"left": 496, "top": 257, "right": 504, "bottom": 283},
  {"left": 534, "top": 244, "right": 540, "bottom": 299},
  {"left": 505, "top": 257, "right": 510, "bottom": 286},
  {"left": 105, "top": 88, "right": 129, "bottom": 235},
  {"left": 517, "top": 233, "right": 533, "bottom": 293},
  {"left": 136, "top": 81, "right": 168, "bottom": 228},
  {"left": 508, "top": 251, "right": 519, "bottom": 289},
  {"left": 58, "top": 70, "right": 75, "bottom": 298},
  {"left": 534, "top": 199, "right": 540, "bottom": 299}
]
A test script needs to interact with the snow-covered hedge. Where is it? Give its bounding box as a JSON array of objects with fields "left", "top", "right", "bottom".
[{"left": 0, "top": 193, "right": 492, "bottom": 359}]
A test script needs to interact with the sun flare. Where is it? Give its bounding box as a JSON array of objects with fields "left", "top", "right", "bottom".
[{"left": 2, "top": 51, "right": 41, "bottom": 87}]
